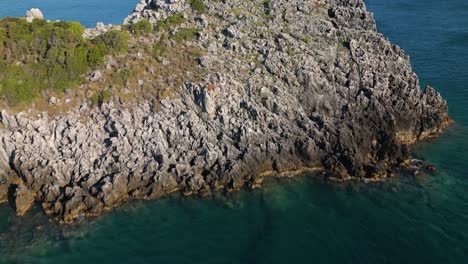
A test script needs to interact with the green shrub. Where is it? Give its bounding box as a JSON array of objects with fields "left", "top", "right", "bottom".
[
  {"left": 87, "top": 43, "right": 106, "bottom": 68},
  {"left": 0, "top": 65, "right": 38, "bottom": 105},
  {"left": 65, "top": 46, "right": 89, "bottom": 79},
  {"left": 172, "top": 28, "right": 199, "bottom": 43},
  {"left": 125, "top": 19, "right": 153, "bottom": 36},
  {"left": 157, "top": 14, "right": 187, "bottom": 31},
  {"left": 189, "top": 0, "right": 205, "bottom": 13},
  {"left": 53, "top": 21, "right": 85, "bottom": 38},
  {"left": 92, "top": 30, "right": 129, "bottom": 55},
  {"left": 90, "top": 90, "right": 112, "bottom": 106},
  {"left": 4, "top": 18, "right": 32, "bottom": 41},
  {"left": 115, "top": 69, "right": 131, "bottom": 87},
  {"left": 152, "top": 42, "right": 168, "bottom": 57}
]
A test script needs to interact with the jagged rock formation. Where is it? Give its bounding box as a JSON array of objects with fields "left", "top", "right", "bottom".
[{"left": 0, "top": 0, "right": 449, "bottom": 222}]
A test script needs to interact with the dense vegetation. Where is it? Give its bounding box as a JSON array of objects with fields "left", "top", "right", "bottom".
[
  {"left": 124, "top": 19, "right": 153, "bottom": 36},
  {"left": 0, "top": 14, "right": 204, "bottom": 108},
  {"left": 0, "top": 18, "right": 128, "bottom": 106}
]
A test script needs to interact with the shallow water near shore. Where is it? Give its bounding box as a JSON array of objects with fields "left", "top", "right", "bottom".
[{"left": 0, "top": 0, "right": 467, "bottom": 263}]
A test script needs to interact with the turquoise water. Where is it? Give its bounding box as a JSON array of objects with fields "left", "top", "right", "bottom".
[{"left": 1, "top": 0, "right": 467, "bottom": 263}]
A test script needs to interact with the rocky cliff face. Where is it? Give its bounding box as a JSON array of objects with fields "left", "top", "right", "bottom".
[{"left": 0, "top": 0, "right": 449, "bottom": 222}]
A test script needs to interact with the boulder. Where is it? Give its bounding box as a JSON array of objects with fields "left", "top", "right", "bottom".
[
  {"left": 48, "top": 97, "right": 59, "bottom": 105},
  {"left": 26, "top": 8, "right": 44, "bottom": 23},
  {"left": 88, "top": 71, "right": 103, "bottom": 82}
]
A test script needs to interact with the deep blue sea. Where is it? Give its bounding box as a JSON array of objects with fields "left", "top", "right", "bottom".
[{"left": 0, "top": 0, "right": 467, "bottom": 263}]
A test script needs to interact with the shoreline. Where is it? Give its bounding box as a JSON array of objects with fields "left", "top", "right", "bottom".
[{"left": 0, "top": 151, "right": 444, "bottom": 225}]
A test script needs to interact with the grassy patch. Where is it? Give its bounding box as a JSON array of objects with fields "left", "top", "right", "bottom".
[
  {"left": 125, "top": 19, "right": 153, "bottom": 36},
  {"left": 157, "top": 14, "right": 187, "bottom": 31},
  {"left": 172, "top": 28, "right": 199, "bottom": 43},
  {"left": 90, "top": 90, "right": 112, "bottom": 107},
  {"left": 152, "top": 42, "right": 168, "bottom": 57}
]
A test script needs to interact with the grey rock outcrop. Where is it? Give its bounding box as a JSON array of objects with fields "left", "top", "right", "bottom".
[
  {"left": 124, "top": 0, "right": 188, "bottom": 25},
  {"left": 82, "top": 22, "right": 122, "bottom": 39},
  {"left": 0, "top": 0, "right": 449, "bottom": 222}
]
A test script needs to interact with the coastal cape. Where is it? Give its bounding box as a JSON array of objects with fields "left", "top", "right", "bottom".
[{"left": 0, "top": 0, "right": 448, "bottom": 222}]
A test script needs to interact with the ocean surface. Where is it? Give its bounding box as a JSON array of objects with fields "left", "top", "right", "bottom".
[{"left": 0, "top": 0, "right": 467, "bottom": 263}]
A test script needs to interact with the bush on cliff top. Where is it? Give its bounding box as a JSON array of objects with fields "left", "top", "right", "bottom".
[
  {"left": 92, "top": 30, "right": 129, "bottom": 55},
  {"left": 157, "top": 14, "right": 187, "bottom": 31},
  {"left": 0, "top": 18, "right": 129, "bottom": 106},
  {"left": 125, "top": 19, "right": 153, "bottom": 36}
]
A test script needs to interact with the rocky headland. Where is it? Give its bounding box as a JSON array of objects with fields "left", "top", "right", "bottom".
[{"left": 0, "top": 0, "right": 449, "bottom": 222}]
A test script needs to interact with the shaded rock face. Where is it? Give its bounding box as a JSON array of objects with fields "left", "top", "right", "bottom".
[{"left": 0, "top": 0, "right": 449, "bottom": 222}]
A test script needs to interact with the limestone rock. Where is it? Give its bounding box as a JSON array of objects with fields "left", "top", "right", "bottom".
[
  {"left": 48, "top": 97, "right": 59, "bottom": 105},
  {"left": 88, "top": 70, "right": 103, "bottom": 82},
  {"left": 82, "top": 23, "right": 122, "bottom": 39},
  {"left": 124, "top": 0, "right": 187, "bottom": 25},
  {"left": 26, "top": 8, "right": 44, "bottom": 23}
]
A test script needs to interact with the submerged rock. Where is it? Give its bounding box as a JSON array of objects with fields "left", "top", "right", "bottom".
[{"left": 0, "top": 0, "right": 450, "bottom": 222}]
